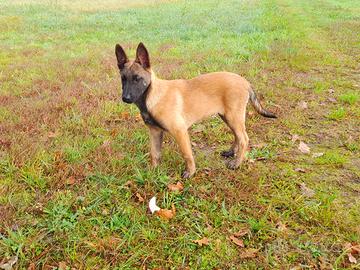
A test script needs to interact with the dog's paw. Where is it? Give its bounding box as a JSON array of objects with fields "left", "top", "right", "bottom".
[
  {"left": 181, "top": 171, "right": 193, "bottom": 179},
  {"left": 221, "top": 149, "right": 235, "bottom": 158},
  {"left": 226, "top": 160, "right": 240, "bottom": 170}
]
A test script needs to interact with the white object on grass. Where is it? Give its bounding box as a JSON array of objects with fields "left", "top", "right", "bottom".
[{"left": 149, "top": 196, "right": 161, "bottom": 214}]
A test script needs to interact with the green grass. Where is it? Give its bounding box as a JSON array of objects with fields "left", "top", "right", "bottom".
[
  {"left": 327, "top": 107, "right": 346, "bottom": 120},
  {"left": 339, "top": 91, "right": 359, "bottom": 105},
  {"left": 1, "top": 0, "right": 359, "bottom": 269}
]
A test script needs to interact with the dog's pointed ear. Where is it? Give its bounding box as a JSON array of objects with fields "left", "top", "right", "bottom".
[
  {"left": 135, "top": 42, "right": 150, "bottom": 69},
  {"left": 115, "top": 44, "right": 128, "bottom": 69}
]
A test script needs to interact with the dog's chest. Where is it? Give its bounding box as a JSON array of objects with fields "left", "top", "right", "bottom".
[{"left": 135, "top": 97, "right": 165, "bottom": 130}]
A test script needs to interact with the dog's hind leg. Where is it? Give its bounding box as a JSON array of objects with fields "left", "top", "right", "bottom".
[
  {"left": 219, "top": 114, "right": 237, "bottom": 158},
  {"left": 149, "top": 126, "right": 164, "bottom": 167},
  {"left": 223, "top": 111, "right": 249, "bottom": 170}
]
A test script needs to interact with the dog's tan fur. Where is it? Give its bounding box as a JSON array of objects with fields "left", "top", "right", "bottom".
[{"left": 115, "top": 43, "right": 276, "bottom": 178}]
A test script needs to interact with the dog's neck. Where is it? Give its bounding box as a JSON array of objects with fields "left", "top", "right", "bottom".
[
  {"left": 145, "top": 71, "right": 165, "bottom": 111},
  {"left": 134, "top": 71, "right": 166, "bottom": 130}
]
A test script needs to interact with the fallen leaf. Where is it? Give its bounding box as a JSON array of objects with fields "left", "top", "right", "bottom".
[
  {"left": 297, "top": 101, "right": 308, "bottom": 109},
  {"left": 298, "top": 141, "right": 310, "bottom": 154},
  {"left": 229, "top": 235, "right": 244, "bottom": 247},
  {"left": 120, "top": 111, "right": 130, "bottom": 120},
  {"left": 135, "top": 113, "right": 142, "bottom": 122},
  {"left": 312, "top": 152, "right": 324, "bottom": 158},
  {"left": 156, "top": 204, "right": 176, "bottom": 220},
  {"left": 239, "top": 248, "right": 258, "bottom": 259},
  {"left": 66, "top": 176, "right": 76, "bottom": 185},
  {"left": 351, "top": 244, "right": 360, "bottom": 254},
  {"left": 348, "top": 253, "right": 357, "bottom": 264},
  {"left": 27, "top": 262, "right": 36, "bottom": 270},
  {"left": 167, "top": 182, "right": 184, "bottom": 192},
  {"left": 0, "top": 256, "right": 18, "bottom": 270},
  {"left": 328, "top": 97, "right": 337, "bottom": 103},
  {"left": 233, "top": 228, "right": 249, "bottom": 237},
  {"left": 193, "top": 237, "right": 209, "bottom": 247},
  {"left": 291, "top": 134, "right": 300, "bottom": 143},
  {"left": 300, "top": 183, "right": 315, "bottom": 198},
  {"left": 135, "top": 193, "right": 144, "bottom": 203},
  {"left": 344, "top": 242, "right": 360, "bottom": 255},
  {"left": 58, "top": 262, "right": 67, "bottom": 270},
  {"left": 110, "top": 129, "right": 118, "bottom": 138},
  {"left": 295, "top": 168, "right": 306, "bottom": 173}
]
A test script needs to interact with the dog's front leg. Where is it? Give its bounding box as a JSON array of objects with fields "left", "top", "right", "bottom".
[
  {"left": 171, "top": 128, "right": 195, "bottom": 178},
  {"left": 149, "top": 126, "right": 163, "bottom": 167}
]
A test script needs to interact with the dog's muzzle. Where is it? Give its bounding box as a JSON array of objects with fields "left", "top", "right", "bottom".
[{"left": 122, "top": 96, "right": 132, "bottom": 103}]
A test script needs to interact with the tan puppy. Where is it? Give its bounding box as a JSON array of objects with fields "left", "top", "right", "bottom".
[{"left": 115, "top": 42, "right": 276, "bottom": 178}]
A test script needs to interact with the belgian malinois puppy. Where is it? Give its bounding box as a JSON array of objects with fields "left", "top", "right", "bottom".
[{"left": 115, "top": 42, "right": 276, "bottom": 178}]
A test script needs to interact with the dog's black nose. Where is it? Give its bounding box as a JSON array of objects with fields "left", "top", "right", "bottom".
[{"left": 122, "top": 97, "right": 132, "bottom": 103}]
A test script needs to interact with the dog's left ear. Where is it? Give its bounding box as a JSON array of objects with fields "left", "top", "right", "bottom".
[{"left": 135, "top": 42, "right": 150, "bottom": 69}]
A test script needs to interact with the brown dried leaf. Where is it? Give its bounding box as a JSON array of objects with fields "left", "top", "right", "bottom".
[
  {"left": 300, "top": 183, "right": 315, "bottom": 198},
  {"left": 193, "top": 237, "right": 209, "bottom": 246},
  {"left": 156, "top": 204, "right": 176, "bottom": 220},
  {"left": 298, "top": 141, "right": 310, "bottom": 154},
  {"left": 291, "top": 134, "right": 300, "bottom": 143},
  {"left": 58, "top": 262, "right": 67, "bottom": 270},
  {"left": 0, "top": 256, "right": 18, "bottom": 270},
  {"left": 229, "top": 235, "right": 244, "bottom": 247},
  {"left": 344, "top": 242, "right": 360, "bottom": 255},
  {"left": 27, "top": 262, "right": 36, "bottom": 270},
  {"left": 66, "top": 176, "right": 76, "bottom": 185},
  {"left": 120, "top": 111, "right": 130, "bottom": 120},
  {"left": 167, "top": 181, "right": 184, "bottom": 192},
  {"left": 239, "top": 248, "right": 258, "bottom": 259},
  {"left": 135, "top": 193, "right": 144, "bottom": 203},
  {"left": 351, "top": 244, "right": 360, "bottom": 254},
  {"left": 233, "top": 228, "right": 249, "bottom": 237},
  {"left": 348, "top": 253, "right": 357, "bottom": 264},
  {"left": 295, "top": 168, "right": 306, "bottom": 173}
]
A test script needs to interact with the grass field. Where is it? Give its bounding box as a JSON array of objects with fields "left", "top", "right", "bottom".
[{"left": 0, "top": 0, "right": 359, "bottom": 269}]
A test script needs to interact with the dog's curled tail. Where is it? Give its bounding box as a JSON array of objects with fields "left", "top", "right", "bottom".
[{"left": 248, "top": 87, "right": 277, "bottom": 118}]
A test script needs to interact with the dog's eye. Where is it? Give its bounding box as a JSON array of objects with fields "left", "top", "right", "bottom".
[{"left": 132, "top": 75, "right": 140, "bottom": 82}]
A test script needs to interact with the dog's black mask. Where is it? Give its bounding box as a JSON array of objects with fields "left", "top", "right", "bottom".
[
  {"left": 115, "top": 43, "right": 151, "bottom": 104},
  {"left": 119, "top": 64, "right": 151, "bottom": 104}
]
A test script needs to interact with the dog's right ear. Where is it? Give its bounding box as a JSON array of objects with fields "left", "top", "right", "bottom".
[{"left": 115, "top": 44, "right": 128, "bottom": 69}]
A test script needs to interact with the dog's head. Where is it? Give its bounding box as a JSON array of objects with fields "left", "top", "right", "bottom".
[{"left": 115, "top": 42, "right": 152, "bottom": 104}]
